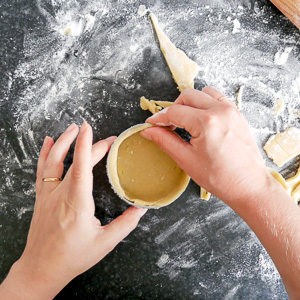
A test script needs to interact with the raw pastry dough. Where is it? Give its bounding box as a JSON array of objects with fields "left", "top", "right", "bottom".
[
  {"left": 150, "top": 13, "right": 198, "bottom": 92},
  {"left": 269, "top": 168, "right": 300, "bottom": 204},
  {"left": 264, "top": 127, "right": 300, "bottom": 167},
  {"left": 107, "top": 124, "right": 190, "bottom": 208},
  {"left": 286, "top": 167, "right": 300, "bottom": 204},
  {"left": 140, "top": 96, "right": 173, "bottom": 114},
  {"left": 200, "top": 188, "right": 211, "bottom": 201},
  {"left": 273, "top": 99, "right": 285, "bottom": 115}
]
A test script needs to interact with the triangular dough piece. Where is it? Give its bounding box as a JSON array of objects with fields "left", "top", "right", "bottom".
[{"left": 150, "top": 13, "right": 198, "bottom": 92}]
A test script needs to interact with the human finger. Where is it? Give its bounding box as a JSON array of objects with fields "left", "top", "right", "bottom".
[
  {"left": 146, "top": 104, "right": 203, "bottom": 137},
  {"left": 36, "top": 136, "right": 54, "bottom": 195},
  {"left": 62, "top": 135, "right": 117, "bottom": 184},
  {"left": 175, "top": 88, "right": 219, "bottom": 109},
  {"left": 42, "top": 124, "right": 79, "bottom": 193},
  {"left": 100, "top": 206, "right": 147, "bottom": 251},
  {"left": 140, "top": 126, "right": 193, "bottom": 169},
  {"left": 71, "top": 122, "right": 93, "bottom": 198},
  {"left": 92, "top": 136, "right": 116, "bottom": 167},
  {"left": 202, "top": 86, "right": 236, "bottom": 107}
]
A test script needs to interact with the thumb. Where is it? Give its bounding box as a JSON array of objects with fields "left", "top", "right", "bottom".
[
  {"left": 140, "top": 126, "right": 192, "bottom": 168},
  {"left": 99, "top": 207, "right": 147, "bottom": 252}
]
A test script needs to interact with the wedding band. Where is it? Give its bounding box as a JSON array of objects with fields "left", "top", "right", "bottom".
[
  {"left": 42, "top": 177, "right": 62, "bottom": 182},
  {"left": 217, "top": 96, "right": 227, "bottom": 102}
]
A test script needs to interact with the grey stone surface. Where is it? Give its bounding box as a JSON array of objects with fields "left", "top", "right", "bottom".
[{"left": 0, "top": 0, "right": 299, "bottom": 299}]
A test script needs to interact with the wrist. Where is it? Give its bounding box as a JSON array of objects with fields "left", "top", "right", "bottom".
[
  {"left": 0, "top": 257, "right": 69, "bottom": 300},
  {"left": 225, "top": 166, "right": 287, "bottom": 212},
  {"left": 228, "top": 167, "right": 296, "bottom": 223}
]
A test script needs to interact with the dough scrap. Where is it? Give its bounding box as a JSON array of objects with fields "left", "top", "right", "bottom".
[
  {"left": 269, "top": 168, "right": 300, "bottom": 204},
  {"left": 264, "top": 127, "right": 300, "bottom": 167},
  {"left": 273, "top": 98, "right": 285, "bottom": 115},
  {"left": 107, "top": 124, "right": 190, "bottom": 208},
  {"left": 200, "top": 188, "right": 211, "bottom": 201},
  {"left": 150, "top": 13, "right": 198, "bottom": 92},
  {"left": 140, "top": 96, "right": 173, "bottom": 114},
  {"left": 286, "top": 167, "right": 300, "bottom": 203}
]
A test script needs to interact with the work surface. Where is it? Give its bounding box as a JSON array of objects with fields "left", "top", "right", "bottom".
[{"left": 0, "top": 0, "right": 299, "bottom": 299}]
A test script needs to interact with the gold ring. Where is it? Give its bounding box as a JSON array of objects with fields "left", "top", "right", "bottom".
[
  {"left": 218, "top": 96, "right": 227, "bottom": 102},
  {"left": 42, "top": 177, "right": 62, "bottom": 182}
]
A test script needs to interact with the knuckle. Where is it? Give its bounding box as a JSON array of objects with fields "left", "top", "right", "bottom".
[
  {"left": 181, "top": 88, "right": 194, "bottom": 97},
  {"left": 44, "top": 159, "right": 63, "bottom": 171},
  {"left": 202, "top": 86, "right": 211, "bottom": 93},
  {"left": 178, "top": 88, "right": 196, "bottom": 104},
  {"left": 71, "top": 166, "right": 86, "bottom": 180},
  {"left": 204, "top": 114, "right": 218, "bottom": 128},
  {"left": 167, "top": 103, "right": 176, "bottom": 115},
  {"left": 223, "top": 105, "right": 238, "bottom": 118}
]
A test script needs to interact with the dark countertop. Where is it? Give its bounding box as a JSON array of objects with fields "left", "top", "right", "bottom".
[{"left": 0, "top": 0, "right": 299, "bottom": 299}]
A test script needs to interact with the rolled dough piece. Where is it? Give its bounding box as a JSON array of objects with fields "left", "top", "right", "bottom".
[
  {"left": 263, "top": 127, "right": 300, "bottom": 167},
  {"left": 291, "top": 184, "right": 300, "bottom": 203},
  {"left": 269, "top": 168, "right": 293, "bottom": 194},
  {"left": 150, "top": 13, "right": 198, "bottom": 92},
  {"left": 140, "top": 96, "right": 173, "bottom": 114},
  {"left": 269, "top": 168, "right": 300, "bottom": 204},
  {"left": 286, "top": 166, "right": 300, "bottom": 189},
  {"left": 107, "top": 124, "right": 190, "bottom": 208},
  {"left": 200, "top": 187, "right": 211, "bottom": 201}
]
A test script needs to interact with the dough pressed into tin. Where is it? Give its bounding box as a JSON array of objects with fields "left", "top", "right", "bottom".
[{"left": 107, "top": 124, "right": 190, "bottom": 208}]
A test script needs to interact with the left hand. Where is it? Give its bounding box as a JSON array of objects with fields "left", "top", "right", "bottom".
[{"left": 0, "top": 122, "right": 147, "bottom": 300}]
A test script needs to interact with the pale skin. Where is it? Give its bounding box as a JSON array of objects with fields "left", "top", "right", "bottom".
[
  {"left": 0, "top": 87, "right": 299, "bottom": 299},
  {"left": 141, "top": 87, "right": 300, "bottom": 299},
  {"left": 0, "top": 122, "right": 147, "bottom": 299}
]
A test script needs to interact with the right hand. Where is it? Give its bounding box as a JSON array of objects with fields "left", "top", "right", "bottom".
[{"left": 141, "top": 87, "right": 269, "bottom": 205}]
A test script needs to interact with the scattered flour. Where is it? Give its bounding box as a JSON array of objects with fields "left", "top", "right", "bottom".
[
  {"left": 232, "top": 18, "right": 241, "bottom": 34},
  {"left": 1, "top": 1, "right": 299, "bottom": 298},
  {"left": 274, "top": 46, "right": 294, "bottom": 65},
  {"left": 17, "top": 206, "right": 34, "bottom": 220},
  {"left": 137, "top": 5, "right": 148, "bottom": 17}
]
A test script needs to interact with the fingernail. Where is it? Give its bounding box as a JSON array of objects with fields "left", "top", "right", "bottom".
[
  {"left": 65, "top": 123, "right": 76, "bottom": 133},
  {"left": 140, "top": 130, "right": 152, "bottom": 140},
  {"left": 139, "top": 208, "right": 148, "bottom": 217},
  {"left": 43, "top": 136, "right": 50, "bottom": 146},
  {"left": 106, "top": 136, "right": 116, "bottom": 141}
]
